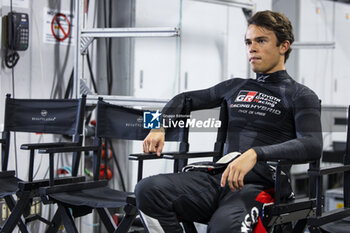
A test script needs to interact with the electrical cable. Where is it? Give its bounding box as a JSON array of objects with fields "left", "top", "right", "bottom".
[
  {"left": 51, "top": 1, "right": 74, "bottom": 99},
  {"left": 107, "top": 139, "right": 126, "bottom": 191},
  {"left": 86, "top": 52, "right": 98, "bottom": 93},
  {"left": 108, "top": 0, "right": 113, "bottom": 95},
  {"left": 103, "top": 0, "right": 113, "bottom": 95},
  {"left": 64, "top": 69, "right": 74, "bottom": 99},
  {"left": 5, "top": 0, "right": 20, "bottom": 69},
  {"left": 5, "top": 52, "right": 20, "bottom": 68},
  {"left": 103, "top": 1, "right": 109, "bottom": 94},
  {"left": 7, "top": 0, "right": 19, "bottom": 178},
  {"left": 12, "top": 108, "right": 18, "bottom": 178}
]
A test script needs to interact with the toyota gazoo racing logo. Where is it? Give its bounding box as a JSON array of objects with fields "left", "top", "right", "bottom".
[{"left": 235, "top": 91, "right": 258, "bottom": 102}]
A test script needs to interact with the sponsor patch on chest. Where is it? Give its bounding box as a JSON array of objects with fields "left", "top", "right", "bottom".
[{"left": 230, "top": 90, "right": 283, "bottom": 117}]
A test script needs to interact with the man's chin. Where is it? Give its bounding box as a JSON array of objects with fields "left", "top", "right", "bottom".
[
  {"left": 251, "top": 67, "right": 263, "bottom": 73},
  {"left": 250, "top": 65, "right": 270, "bottom": 74}
]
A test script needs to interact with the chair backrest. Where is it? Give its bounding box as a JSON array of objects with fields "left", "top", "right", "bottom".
[
  {"left": 92, "top": 98, "right": 192, "bottom": 180},
  {"left": 93, "top": 98, "right": 229, "bottom": 183},
  {"left": 1, "top": 94, "right": 86, "bottom": 174},
  {"left": 95, "top": 98, "right": 189, "bottom": 142},
  {"left": 213, "top": 100, "right": 228, "bottom": 162}
]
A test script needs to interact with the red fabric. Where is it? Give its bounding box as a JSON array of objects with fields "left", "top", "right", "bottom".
[
  {"left": 255, "top": 188, "right": 275, "bottom": 203},
  {"left": 253, "top": 217, "right": 267, "bottom": 233},
  {"left": 253, "top": 189, "right": 275, "bottom": 233}
]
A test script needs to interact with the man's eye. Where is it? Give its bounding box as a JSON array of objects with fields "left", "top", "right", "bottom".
[
  {"left": 258, "top": 39, "right": 265, "bottom": 43},
  {"left": 245, "top": 41, "right": 251, "bottom": 45}
]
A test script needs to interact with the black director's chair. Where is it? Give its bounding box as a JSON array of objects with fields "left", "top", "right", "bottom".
[
  {"left": 0, "top": 94, "right": 86, "bottom": 233},
  {"left": 38, "top": 98, "right": 161, "bottom": 233},
  {"left": 169, "top": 104, "right": 350, "bottom": 233},
  {"left": 306, "top": 105, "right": 350, "bottom": 232},
  {"left": 155, "top": 99, "right": 321, "bottom": 233}
]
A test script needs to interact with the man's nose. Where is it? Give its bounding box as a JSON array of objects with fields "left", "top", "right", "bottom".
[{"left": 249, "top": 42, "right": 257, "bottom": 53}]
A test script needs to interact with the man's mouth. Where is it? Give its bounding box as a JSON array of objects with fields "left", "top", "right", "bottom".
[{"left": 249, "top": 57, "right": 261, "bottom": 62}]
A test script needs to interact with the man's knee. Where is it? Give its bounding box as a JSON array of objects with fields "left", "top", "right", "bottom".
[
  {"left": 135, "top": 177, "right": 154, "bottom": 210},
  {"left": 135, "top": 175, "right": 171, "bottom": 213}
]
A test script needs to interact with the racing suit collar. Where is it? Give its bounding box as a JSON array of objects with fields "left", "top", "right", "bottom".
[{"left": 255, "top": 70, "right": 289, "bottom": 83}]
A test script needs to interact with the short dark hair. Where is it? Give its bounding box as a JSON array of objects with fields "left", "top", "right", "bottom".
[{"left": 248, "top": 10, "right": 294, "bottom": 62}]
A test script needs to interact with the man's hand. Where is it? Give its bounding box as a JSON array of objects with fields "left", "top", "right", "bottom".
[
  {"left": 220, "top": 149, "right": 257, "bottom": 191},
  {"left": 143, "top": 128, "right": 165, "bottom": 156}
]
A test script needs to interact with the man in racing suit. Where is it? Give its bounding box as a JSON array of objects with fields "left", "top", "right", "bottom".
[{"left": 135, "top": 10, "right": 323, "bottom": 233}]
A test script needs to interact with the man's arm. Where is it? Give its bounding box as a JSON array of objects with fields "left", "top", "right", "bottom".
[
  {"left": 221, "top": 90, "right": 323, "bottom": 191},
  {"left": 143, "top": 79, "right": 236, "bottom": 155},
  {"left": 253, "top": 92, "right": 323, "bottom": 162}
]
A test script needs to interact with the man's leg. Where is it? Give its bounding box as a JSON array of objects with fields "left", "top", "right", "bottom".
[
  {"left": 207, "top": 183, "right": 267, "bottom": 233},
  {"left": 135, "top": 171, "right": 221, "bottom": 233}
]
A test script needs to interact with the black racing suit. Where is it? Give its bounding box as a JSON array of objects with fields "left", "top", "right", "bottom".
[{"left": 135, "top": 70, "right": 323, "bottom": 233}]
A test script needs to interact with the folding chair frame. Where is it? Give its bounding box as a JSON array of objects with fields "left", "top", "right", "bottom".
[
  {"left": 38, "top": 98, "right": 149, "bottom": 233},
  {"left": 0, "top": 94, "right": 86, "bottom": 233}
]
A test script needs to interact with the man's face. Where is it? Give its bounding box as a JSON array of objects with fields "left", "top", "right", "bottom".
[{"left": 245, "top": 24, "right": 288, "bottom": 74}]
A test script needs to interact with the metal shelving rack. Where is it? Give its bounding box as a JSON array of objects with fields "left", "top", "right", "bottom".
[
  {"left": 72, "top": 0, "right": 181, "bottom": 104},
  {"left": 72, "top": 0, "right": 255, "bottom": 103}
]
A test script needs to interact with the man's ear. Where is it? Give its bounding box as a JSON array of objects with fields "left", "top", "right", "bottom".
[{"left": 279, "top": 40, "right": 290, "bottom": 55}]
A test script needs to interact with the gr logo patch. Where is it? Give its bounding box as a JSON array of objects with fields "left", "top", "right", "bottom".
[{"left": 235, "top": 91, "right": 257, "bottom": 102}]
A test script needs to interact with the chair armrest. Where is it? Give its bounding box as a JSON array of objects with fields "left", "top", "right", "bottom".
[
  {"left": 126, "top": 194, "right": 136, "bottom": 206},
  {"left": 163, "top": 151, "right": 221, "bottom": 159},
  {"left": 130, "top": 151, "right": 221, "bottom": 160},
  {"left": 21, "top": 142, "right": 79, "bottom": 150},
  {"left": 129, "top": 153, "right": 163, "bottom": 160},
  {"left": 18, "top": 176, "right": 86, "bottom": 191},
  {"left": 38, "top": 145, "right": 99, "bottom": 154},
  {"left": 308, "top": 164, "right": 350, "bottom": 176},
  {"left": 0, "top": 170, "right": 16, "bottom": 178},
  {"left": 39, "top": 180, "right": 108, "bottom": 195}
]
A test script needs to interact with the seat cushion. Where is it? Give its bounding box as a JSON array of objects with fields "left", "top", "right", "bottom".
[
  {"left": 49, "top": 186, "right": 132, "bottom": 209},
  {"left": 0, "top": 176, "right": 22, "bottom": 198}
]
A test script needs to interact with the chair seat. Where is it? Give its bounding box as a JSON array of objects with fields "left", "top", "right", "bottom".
[
  {"left": 320, "top": 216, "right": 350, "bottom": 233},
  {"left": 0, "top": 176, "right": 22, "bottom": 198},
  {"left": 48, "top": 186, "right": 133, "bottom": 209}
]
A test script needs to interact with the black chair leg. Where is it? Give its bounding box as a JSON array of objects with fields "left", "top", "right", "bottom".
[
  {"left": 58, "top": 204, "right": 78, "bottom": 233},
  {"left": 4, "top": 195, "right": 29, "bottom": 233},
  {"left": 182, "top": 221, "right": 198, "bottom": 233},
  {"left": 137, "top": 160, "right": 144, "bottom": 182},
  {"left": 292, "top": 219, "right": 307, "bottom": 233},
  {"left": 1, "top": 194, "right": 31, "bottom": 233},
  {"left": 114, "top": 204, "right": 138, "bottom": 233},
  {"left": 45, "top": 208, "right": 62, "bottom": 233},
  {"left": 97, "top": 208, "right": 116, "bottom": 233}
]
